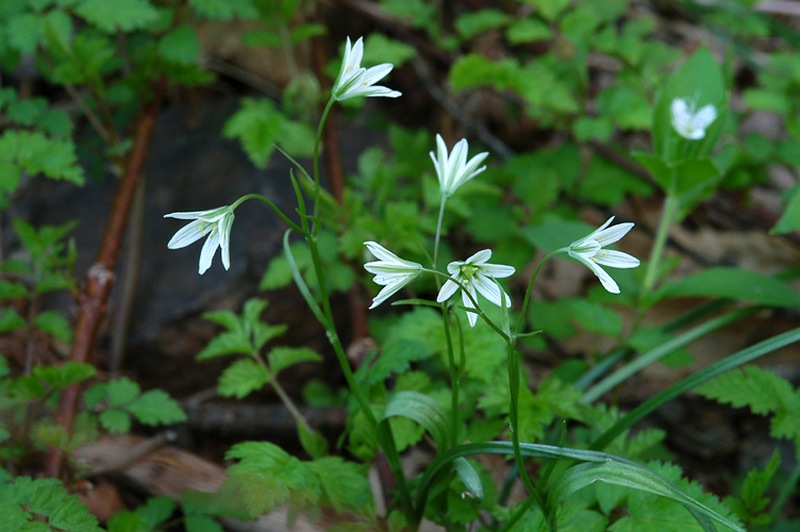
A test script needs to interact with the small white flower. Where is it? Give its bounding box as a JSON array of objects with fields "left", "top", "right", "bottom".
[
  {"left": 430, "top": 134, "right": 489, "bottom": 198},
  {"left": 670, "top": 98, "right": 718, "bottom": 140},
  {"left": 363, "top": 241, "right": 422, "bottom": 309},
  {"left": 436, "top": 249, "right": 514, "bottom": 327},
  {"left": 567, "top": 217, "right": 640, "bottom": 294},
  {"left": 333, "top": 37, "right": 402, "bottom": 101},
  {"left": 165, "top": 205, "right": 235, "bottom": 275}
]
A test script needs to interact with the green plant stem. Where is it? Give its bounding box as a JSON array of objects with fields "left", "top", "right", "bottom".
[
  {"left": 232, "top": 193, "right": 304, "bottom": 234},
  {"left": 253, "top": 354, "right": 311, "bottom": 431},
  {"left": 507, "top": 342, "right": 550, "bottom": 526},
  {"left": 641, "top": 193, "right": 680, "bottom": 298},
  {"left": 515, "top": 249, "right": 563, "bottom": 337},
  {"left": 433, "top": 197, "right": 447, "bottom": 271},
  {"left": 312, "top": 97, "right": 336, "bottom": 224},
  {"left": 441, "top": 304, "right": 460, "bottom": 448}
]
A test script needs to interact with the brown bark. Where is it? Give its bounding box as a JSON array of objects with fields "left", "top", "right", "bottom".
[{"left": 43, "top": 79, "right": 167, "bottom": 479}]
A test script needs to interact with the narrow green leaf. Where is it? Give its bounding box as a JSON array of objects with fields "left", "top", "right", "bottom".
[
  {"left": 453, "top": 457, "right": 484, "bottom": 500},
  {"left": 659, "top": 267, "right": 800, "bottom": 308}
]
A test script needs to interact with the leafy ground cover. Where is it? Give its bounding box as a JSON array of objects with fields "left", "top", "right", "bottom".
[{"left": 1, "top": 0, "right": 799, "bottom": 530}]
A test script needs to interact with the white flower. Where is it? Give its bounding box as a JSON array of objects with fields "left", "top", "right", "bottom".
[
  {"left": 670, "top": 98, "right": 718, "bottom": 140},
  {"left": 363, "top": 241, "right": 422, "bottom": 309},
  {"left": 430, "top": 134, "right": 489, "bottom": 198},
  {"left": 567, "top": 217, "right": 640, "bottom": 294},
  {"left": 333, "top": 37, "right": 402, "bottom": 101},
  {"left": 165, "top": 205, "right": 235, "bottom": 275},
  {"left": 436, "top": 249, "right": 514, "bottom": 327}
]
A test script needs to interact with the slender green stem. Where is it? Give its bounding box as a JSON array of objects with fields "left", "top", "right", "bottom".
[
  {"left": 507, "top": 342, "right": 551, "bottom": 526},
  {"left": 441, "top": 304, "right": 460, "bottom": 448},
  {"left": 231, "top": 193, "right": 305, "bottom": 234},
  {"left": 254, "top": 353, "right": 311, "bottom": 431},
  {"left": 433, "top": 197, "right": 447, "bottom": 271},
  {"left": 514, "top": 249, "right": 564, "bottom": 337},
  {"left": 312, "top": 98, "right": 336, "bottom": 224},
  {"left": 641, "top": 193, "right": 680, "bottom": 297}
]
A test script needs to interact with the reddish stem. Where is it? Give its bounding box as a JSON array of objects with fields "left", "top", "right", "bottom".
[{"left": 43, "top": 79, "right": 167, "bottom": 479}]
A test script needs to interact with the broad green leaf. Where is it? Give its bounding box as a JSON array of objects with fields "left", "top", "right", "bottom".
[
  {"left": 74, "top": 0, "right": 160, "bottom": 32},
  {"left": 107, "top": 377, "right": 140, "bottom": 407},
  {"left": 100, "top": 409, "right": 131, "bottom": 433},
  {"left": 106, "top": 511, "right": 149, "bottom": 532},
  {"left": 188, "top": 0, "right": 258, "bottom": 20},
  {"left": 268, "top": 346, "right": 321, "bottom": 376},
  {"left": 197, "top": 331, "right": 253, "bottom": 359},
  {"left": 0, "top": 308, "right": 26, "bottom": 334},
  {"left": 363, "top": 33, "right": 415, "bottom": 67},
  {"left": 383, "top": 391, "right": 450, "bottom": 451},
  {"left": 7, "top": 13, "right": 42, "bottom": 54},
  {"left": 454, "top": 9, "right": 510, "bottom": 40},
  {"left": 658, "top": 267, "right": 800, "bottom": 308},
  {"left": 450, "top": 54, "right": 519, "bottom": 92},
  {"left": 127, "top": 389, "right": 187, "bottom": 426},
  {"left": 217, "top": 358, "right": 270, "bottom": 399},
  {"left": 158, "top": 25, "right": 200, "bottom": 65},
  {"left": 306, "top": 457, "right": 375, "bottom": 515},
  {"left": 136, "top": 496, "right": 177, "bottom": 528},
  {"left": 33, "top": 310, "right": 72, "bottom": 342},
  {"left": 33, "top": 362, "right": 95, "bottom": 389},
  {"left": 506, "top": 18, "right": 551, "bottom": 44},
  {"left": 522, "top": 0, "right": 570, "bottom": 21},
  {"left": 773, "top": 182, "right": 800, "bottom": 234}
]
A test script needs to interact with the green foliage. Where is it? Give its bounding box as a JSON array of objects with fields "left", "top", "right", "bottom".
[
  {"left": 225, "top": 441, "right": 375, "bottom": 518},
  {"left": 697, "top": 366, "right": 800, "bottom": 455},
  {"left": 84, "top": 377, "right": 186, "bottom": 433},
  {"left": 74, "top": 0, "right": 161, "bottom": 33},
  {"left": 725, "top": 450, "right": 780, "bottom": 527},
  {"left": 223, "top": 97, "right": 315, "bottom": 168},
  {"left": 0, "top": 476, "right": 102, "bottom": 532}
]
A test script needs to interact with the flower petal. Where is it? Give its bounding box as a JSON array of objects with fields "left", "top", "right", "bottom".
[
  {"left": 473, "top": 274, "right": 511, "bottom": 307},
  {"left": 437, "top": 279, "right": 459, "bottom": 303},
  {"left": 167, "top": 219, "right": 210, "bottom": 249},
  {"left": 464, "top": 248, "right": 492, "bottom": 266},
  {"left": 481, "top": 263, "right": 515, "bottom": 278},
  {"left": 198, "top": 230, "right": 220, "bottom": 275},
  {"left": 593, "top": 249, "right": 640, "bottom": 269},
  {"left": 460, "top": 285, "right": 479, "bottom": 327},
  {"left": 581, "top": 257, "right": 620, "bottom": 294},
  {"left": 594, "top": 221, "right": 634, "bottom": 246}
]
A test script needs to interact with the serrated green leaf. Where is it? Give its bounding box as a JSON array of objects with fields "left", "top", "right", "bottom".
[
  {"left": 106, "top": 511, "right": 150, "bottom": 532},
  {"left": 33, "top": 362, "right": 95, "bottom": 390},
  {"left": 158, "top": 24, "right": 200, "bottom": 65},
  {"left": 74, "top": 0, "right": 160, "bottom": 32},
  {"left": 362, "top": 33, "right": 415, "bottom": 67},
  {"left": 223, "top": 98, "right": 314, "bottom": 168},
  {"left": 225, "top": 441, "right": 319, "bottom": 516},
  {"left": 32, "top": 310, "right": 72, "bottom": 342},
  {"left": 197, "top": 331, "right": 253, "bottom": 359},
  {"left": 449, "top": 53, "right": 519, "bottom": 92},
  {"left": 297, "top": 422, "right": 328, "bottom": 459},
  {"left": 0, "top": 308, "right": 26, "bottom": 334},
  {"left": 305, "top": 457, "right": 374, "bottom": 515},
  {"left": 136, "top": 496, "right": 177, "bottom": 528},
  {"left": 127, "top": 389, "right": 187, "bottom": 426},
  {"left": 506, "top": 18, "right": 552, "bottom": 44},
  {"left": 107, "top": 377, "right": 141, "bottom": 407},
  {"left": 184, "top": 514, "right": 225, "bottom": 532},
  {"left": 189, "top": 0, "right": 258, "bottom": 20},
  {"left": 268, "top": 346, "right": 321, "bottom": 376},
  {"left": 659, "top": 267, "right": 800, "bottom": 308},
  {"left": 7, "top": 13, "right": 43, "bottom": 54},
  {"left": 217, "top": 359, "right": 269, "bottom": 399},
  {"left": 454, "top": 9, "right": 510, "bottom": 39},
  {"left": 0, "top": 476, "right": 102, "bottom": 531},
  {"left": 100, "top": 408, "right": 132, "bottom": 433}
]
